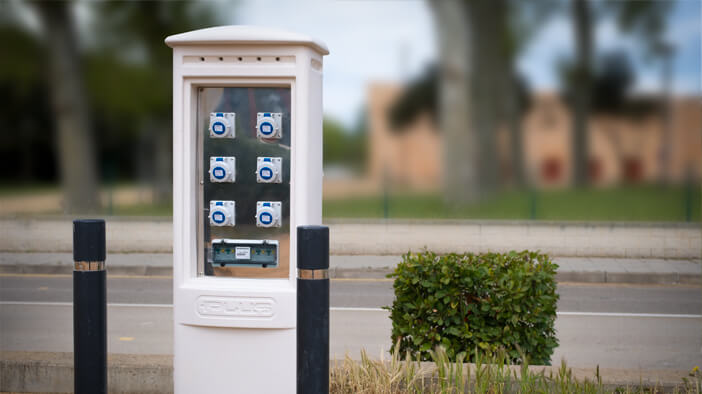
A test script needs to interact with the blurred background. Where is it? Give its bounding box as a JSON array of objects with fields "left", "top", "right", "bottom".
[{"left": 1, "top": 0, "right": 700, "bottom": 222}]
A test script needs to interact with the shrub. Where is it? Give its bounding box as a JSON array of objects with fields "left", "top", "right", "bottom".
[{"left": 387, "top": 250, "right": 559, "bottom": 365}]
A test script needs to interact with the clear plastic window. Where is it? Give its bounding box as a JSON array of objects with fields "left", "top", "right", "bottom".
[{"left": 197, "top": 87, "right": 291, "bottom": 278}]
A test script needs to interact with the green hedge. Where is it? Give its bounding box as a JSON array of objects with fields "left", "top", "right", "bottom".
[{"left": 387, "top": 250, "right": 559, "bottom": 365}]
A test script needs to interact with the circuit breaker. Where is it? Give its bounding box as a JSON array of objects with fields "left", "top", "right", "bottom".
[{"left": 211, "top": 239, "right": 279, "bottom": 268}]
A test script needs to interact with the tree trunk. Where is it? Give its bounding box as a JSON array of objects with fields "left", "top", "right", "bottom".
[
  {"left": 430, "top": 0, "right": 509, "bottom": 203},
  {"left": 468, "top": 0, "right": 507, "bottom": 194},
  {"left": 571, "top": 0, "right": 593, "bottom": 187},
  {"left": 506, "top": 75, "right": 526, "bottom": 186},
  {"left": 35, "top": 2, "right": 99, "bottom": 213},
  {"left": 429, "top": 0, "right": 480, "bottom": 204},
  {"left": 153, "top": 122, "right": 172, "bottom": 204},
  {"left": 658, "top": 46, "right": 673, "bottom": 184}
]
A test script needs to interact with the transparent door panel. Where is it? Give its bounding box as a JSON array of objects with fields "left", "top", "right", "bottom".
[{"left": 198, "top": 87, "right": 291, "bottom": 278}]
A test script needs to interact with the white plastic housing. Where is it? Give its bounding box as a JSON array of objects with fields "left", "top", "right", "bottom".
[
  {"left": 256, "top": 157, "right": 283, "bottom": 183},
  {"left": 256, "top": 112, "right": 282, "bottom": 139},
  {"left": 167, "top": 26, "right": 327, "bottom": 394},
  {"left": 209, "top": 157, "right": 236, "bottom": 183},
  {"left": 256, "top": 201, "right": 282, "bottom": 227},
  {"left": 209, "top": 112, "right": 236, "bottom": 138},
  {"left": 209, "top": 200, "right": 235, "bottom": 227}
]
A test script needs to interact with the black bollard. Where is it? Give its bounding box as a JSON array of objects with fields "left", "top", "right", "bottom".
[
  {"left": 297, "top": 225, "right": 330, "bottom": 394},
  {"left": 73, "top": 219, "right": 107, "bottom": 394}
]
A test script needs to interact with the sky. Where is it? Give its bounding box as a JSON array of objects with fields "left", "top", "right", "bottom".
[
  {"left": 516, "top": 0, "right": 702, "bottom": 95},
  {"left": 234, "top": 0, "right": 701, "bottom": 128},
  {"left": 234, "top": 0, "right": 436, "bottom": 127}
]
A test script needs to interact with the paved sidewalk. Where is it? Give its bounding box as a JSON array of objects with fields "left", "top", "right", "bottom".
[
  {"left": 1, "top": 218, "right": 700, "bottom": 258},
  {"left": 1, "top": 252, "right": 699, "bottom": 284}
]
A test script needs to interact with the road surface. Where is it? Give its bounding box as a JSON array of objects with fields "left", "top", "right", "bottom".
[{"left": 1, "top": 274, "right": 700, "bottom": 369}]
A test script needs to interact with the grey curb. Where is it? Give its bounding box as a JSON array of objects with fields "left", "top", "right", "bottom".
[
  {"left": 1, "top": 352, "right": 172, "bottom": 394},
  {"left": 0, "top": 351, "right": 692, "bottom": 393},
  {"left": 0, "top": 263, "right": 699, "bottom": 285}
]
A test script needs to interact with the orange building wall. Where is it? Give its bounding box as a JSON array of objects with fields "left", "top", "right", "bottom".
[
  {"left": 367, "top": 83, "right": 442, "bottom": 190},
  {"left": 366, "top": 83, "right": 701, "bottom": 189}
]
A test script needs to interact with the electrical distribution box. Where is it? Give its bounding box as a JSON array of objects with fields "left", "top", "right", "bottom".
[{"left": 167, "top": 26, "right": 328, "bottom": 394}]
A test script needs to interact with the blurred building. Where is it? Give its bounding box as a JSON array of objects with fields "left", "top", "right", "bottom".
[
  {"left": 368, "top": 83, "right": 442, "bottom": 191},
  {"left": 367, "top": 82, "right": 701, "bottom": 189}
]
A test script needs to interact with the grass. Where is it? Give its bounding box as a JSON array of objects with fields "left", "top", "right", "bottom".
[
  {"left": 0, "top": 182, "right": 698, "bottom": 222},
  {"left": 107, "top": 202, "right": 173, "bottom": 216},
  {"left": 330, "top": 346, "right": 702, "bottom": 393},
  {"left": 323, "top": 185, "right": 701, "bottom": 222},
  {"left": 0, "top": 182, "right": 59, "bottom": 197}
]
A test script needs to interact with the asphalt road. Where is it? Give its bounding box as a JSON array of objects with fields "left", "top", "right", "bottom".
[
  {"left": 1, "top": 274, "right": 701, "bottom": 314},
  {"left": 1, "top": 274, "right": 701, "bottom": 370}
]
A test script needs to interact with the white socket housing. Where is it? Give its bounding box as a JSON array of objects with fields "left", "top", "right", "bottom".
[
  {"left": 256, "top": 201, "right": 282, "bottom": 228},
  {"left": 209, "top": 200, "right": 235, "bottom": 227},
  {"left": 256, "top": 157, "right": 283, "bottom": 183},
  {"left": 256, "top": 112, "right": 282, "bottom": 139},
  {"left": 209, "top": 157, "right": 236, "bottom": 183},
  {"left": 209, "top": 112, "right": 236, "bottom": 138},
  {"left": 167, "top": 25, "right": 328, "bottom": 394}
]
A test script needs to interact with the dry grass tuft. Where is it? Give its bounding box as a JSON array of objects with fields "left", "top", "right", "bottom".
[{"left": 330, "top": 346, "right": 702, "bottom": 393}]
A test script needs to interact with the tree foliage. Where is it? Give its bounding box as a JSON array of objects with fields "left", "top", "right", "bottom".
[
  {"left": 603, "top": 0, "right": 674, "bottom": 59},
  {"left": 387, "top": 65, "right": 438, "bottom": 131},
  {"left": 0, "top": 1, "right": 224, "bottom": 188},
  {"left": 560, "top": 50, "right": 636, "bottom": 114},
  {"left": 0, "top": 22, "right": 55, "bottom": 182},
  {"left": 323, "top": 117, "right": 366, "bottom": 170},
  {"left": 388, "top": 65, "right": 532, "bottom": 132}
]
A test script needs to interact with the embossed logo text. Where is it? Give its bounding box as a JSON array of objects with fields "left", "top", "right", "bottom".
[{"left": 196, "top": 296, "right": 275, "bottom": 318}]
